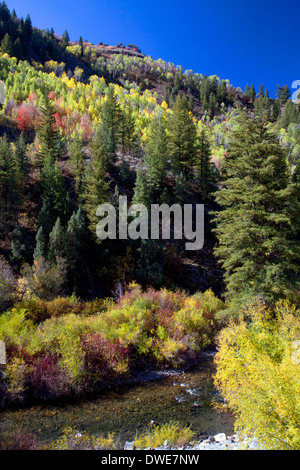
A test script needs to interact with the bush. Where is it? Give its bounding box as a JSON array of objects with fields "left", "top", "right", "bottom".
[
  {"left": 19, "top": 295, "right": 84, "bottom": 323},
  {"left": 0, "top": 256, "right": 16, "bottom": 312},
  {"left": 82, "top": 332, "right": 129, "bottom": 381},
  {"left": 134, "top": 422, "right": 195, "bottom": 449},
  {"left": 0, "top": 285, "right": 225, "bottom": 402},
  {"left": 0, "top": 430, "right": 41, "bottom": 450},
  {"left": 214, "top": 300, "right": 300, "bottom": 450},
  {"left": 21, "top": 257, "right": 67, "bottom": 301},
  {"left": 49, "top": 427, "right": 116, "bottom": 450},
  {"left": 29, "top": 354, "right": 72, "bottom": 400}
]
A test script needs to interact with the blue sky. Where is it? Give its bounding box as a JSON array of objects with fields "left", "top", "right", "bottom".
[{"left": 5, "top": 0, "right": 300, "bottom": 97}]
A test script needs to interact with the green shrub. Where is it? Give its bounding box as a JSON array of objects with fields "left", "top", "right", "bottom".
[{"left": 0, "top": 285, "right": 225, "bottom": 402}]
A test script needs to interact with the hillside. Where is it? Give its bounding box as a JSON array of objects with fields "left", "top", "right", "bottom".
[
  {"left": 0, "top": 1, "right": 299, "bottom": 302},
  {"left": 0, "top": 2, "right": 300, "bottom": 452}
]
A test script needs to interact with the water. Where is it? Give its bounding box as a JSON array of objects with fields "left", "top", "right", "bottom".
[{"left": 0, "top": 355, "right": 234, "bottom": 447}]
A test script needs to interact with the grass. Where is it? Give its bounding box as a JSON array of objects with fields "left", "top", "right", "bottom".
[{"left": 134, "top": 422, "right": 195, "bottom": 449}]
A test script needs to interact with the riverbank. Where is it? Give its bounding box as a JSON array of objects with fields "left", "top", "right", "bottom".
[
  {"left": 0, "top": 355, "right": 235, "bottom": 449},
  {"left": 127, "top": 432, "right": 262, "bottom": 451}
]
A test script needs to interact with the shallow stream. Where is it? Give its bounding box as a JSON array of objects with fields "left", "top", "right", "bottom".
[{"left": 0, "top": 353, "right": 235, "bottom": 447}]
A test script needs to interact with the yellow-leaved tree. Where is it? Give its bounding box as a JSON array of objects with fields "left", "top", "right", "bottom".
[{"left": 214, "top": 300, "right": 300, "bottom": 450}]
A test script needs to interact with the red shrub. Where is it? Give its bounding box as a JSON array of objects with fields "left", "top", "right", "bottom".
[
  {"left": 29, "top": 354, "right": 72, "bottom": 400},
  {"left": 0, "top": 430, "right": 41, "bottom": 450},
  {"left": 82, "top": 332, "right": 129, "bottom": 379},
  {"left": 17, "top": 103, "right": 38, "bottom": 131},
  {"left": 48, "top": 90, "right": 56, "bottom": 101}
]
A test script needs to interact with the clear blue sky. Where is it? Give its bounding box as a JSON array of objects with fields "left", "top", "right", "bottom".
[{"left": 5, "top": 0, "right": 300, "bottom": 97}]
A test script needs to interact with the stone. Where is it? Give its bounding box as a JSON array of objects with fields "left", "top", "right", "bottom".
[
  {"left": 214, "top": 433, "right": 227, "bottom": 443},
  {"left": 124, "top": 441, "right": 135, "bottom": 450}
]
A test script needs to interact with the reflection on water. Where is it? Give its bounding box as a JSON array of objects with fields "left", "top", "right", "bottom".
[{"left": 0, "top": 357, "right": 235, "bottom": 446}]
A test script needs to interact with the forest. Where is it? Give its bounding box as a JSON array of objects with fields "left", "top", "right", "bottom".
[{"left": 0, "top": 2, "right": 299, "bottom": 451}]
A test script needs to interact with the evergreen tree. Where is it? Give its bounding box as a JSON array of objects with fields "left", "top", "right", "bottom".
[
  {"left": 168, "top": 94, "right": 198, "bottom": 178},
  {"left": 174, "top": 172, "right": 188, "bottom": 204},
  {"left": 64, "top": 206, "right": 86, "bottom": 272},
  {"left": 262, "top": 89, "right": 271, "bottom": 119},
  {"left": 244, "top": 84, "right": 251, "bottom": 100},
  {"left": 134, "top": 239, "right": 165, "bottom": 288},
  {"left": 40, "top": 156, "right": 70, "bottom": 226},
  {"left": 196, "top": 129, "right": 218, "bottom": 197},
  {"left": 276, "top": 85, "right": 291, "bottom": 107},
  {"left": 101, "top": 85, "right": 122, "bottom": 165},
  {"left": 208, "top": 92, "right": 217, "bottom": 117},
  {"left": 69, "top": 135, "right": 85, "bottom": 197},
  {"left": 132, "top": 165, "right": 150, "bottom": 207},
  {"left": 0, "top": 136, "right": 20, "bottom": 230},
  {"left": 217, "top": 80, "right": 227, "bottom": 104},
  {"left": 24, "top": 14, "right": 32, "bottom": 38},
  {"left": 37, "top": 200, "right": 53, "bottom": 238},
  {"left": 10, "top": 226, "right": 25, "bottom": 269},
  {"left": 249, "top": 84, "right": 256, "bottom": 102},
  {"left": 79, "top": 36, "right": 84, "bottom": 57},
  {"left": 213, "top": 111, "right": 300, "bottom": 304},
  {"left": 1, "top": 33, "right": 13, "bottom": 55},
  {"left": 143, "top": 116, "right": 167, "bottom": 199},
  {"left": 14, "top": 132, "right": 30, "bottom": 177},
  {"left": 61, "top": 30, "right": 70, "bottom": 50},
  {"left": 280, "top": 100, "right": 300, "bottom": 129},
  {"left": 48, "top": 217, "right": 65, "bottom": 263},
  {"left": 35, "top": 94, "right": 63, "bottom": 169},
  {"left": 258, "top": 84, "right": 264, "bottom": 99},
  {"left": 83, "top": 133, "right": 109, "bottom": 238},
  {"left": 33, "top": 226, "right": 46, "bottom": 261},
  {"left": 13, "top": 37, "right": 23, "bottom": 60}
]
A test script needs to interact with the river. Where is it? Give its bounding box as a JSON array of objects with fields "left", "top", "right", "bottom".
[{"left": 0, "top": 352, "right": 235, "bottom": 448}]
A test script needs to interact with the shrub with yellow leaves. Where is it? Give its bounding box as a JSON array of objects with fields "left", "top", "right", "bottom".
[{"left": 214, "top": 299, "right": 300, "bottom": 450}]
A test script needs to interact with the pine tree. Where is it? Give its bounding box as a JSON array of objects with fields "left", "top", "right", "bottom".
[
  {"left": 24, "top": 14, "right": 32, "bottom": 38},
  {"left": 61, "top": 30, "right": 70, "bottom": 50},
  {"left": 83, "top": 133, "right": 109, "bottom": 238},
  {"left": 249, "top": 84, "right": 256, "bottom": 102},
  {"left": 14, "top": 133, "right": 29, "bottom": 176},
  {"left": 213, "top": 111, "right": 300, "bottom": 304},
  {"left": 244, "top": 84, "right": 251, "bottom": 100},
  {"left": 258, "top": 84, "right": 264, "bottom": 99},
  {"left": 0, "top": 136, "right": 20, "bottom": 229},
  {"left": 280, "top": 100, "right": 300, "bottom": 129},
  {"left": 262, "top": 89, "right": 271, "bottom": 119},
  {"left": 174, "top": 172, "right": 188, "bottom": 204},
  {"left": 33, "top": 226, "right": 46, "bottom": 261},
  {"left": 132, "top": 165, "right": 150, "bottom": 207},
  {"left": 35, "top": 94, "right": 63, "bottom": 169},
  {"left": 79, "top": 36, "right": 84, "bottom": 57},
  {"left": 1, "top": 33, "right": 13, "bottom": 55},
  {"left": 48, "top": 217, "right": 65, "bottom": 263},
  {"left": 13, "top": 38, "right": 23, "bottom": 60},
  {"left": 168, "top": 94, "right": 198, "bottom": 178},
  {"left": 64, "top": 206, "right": 86, "bottom": 270},
  {"left": 101, "top": 85, "right": 122, "bottom": 165},
  {"left": 143, "top": 116, "right": 167, "bottom": 199},
  {"left": 196, "top": 129, "right": 218, "bottom": 198},
  {"left": 41, "top": 156, "right": 70, "bottom": 226},
  {"left": 69, "top": 135, "right": 85, "bottom": 197},
  {"left": 276, "top": 85, "right": 291, "bottom": 107}
]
